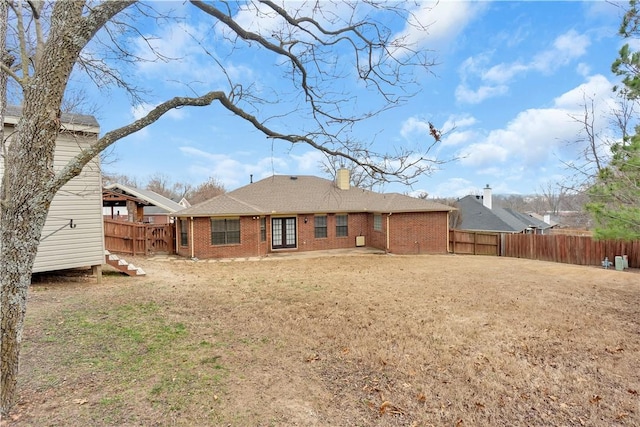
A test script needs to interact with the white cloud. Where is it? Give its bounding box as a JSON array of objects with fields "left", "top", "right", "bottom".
[
  {"left": 553, "top": 74, "right": 613, "bottom": 108},
  {"left": 576, "top": 62, "right": 591, "bottom": 77},
  {"left": 431, "top": 177, "right": 475, "bottom": 198},
  {"left": 442, "top": 129, "right": 478, "bottom": 148},
  {"left": 393, "top": 1, "right": 486, "bottom": 52},
  {"left": 456, "top": 30, "right": 592, "bottom": 104},
  {"left": 457, "top": 74, "right": 615, "bottom": 172},
  {"left": 442, "top": 114, "right": 477, "bottom": 131},
  {"left": 455, "top": 83, "right": 509, "bottom": 104},
  {"left": 459, "top": 139, "right": 510, "bottom": 166},
  {"left": 131, "top": 21, "right": 255, "bottom": 92},
  {"left": 626, "top": 38, "right": 640, "bottom": 51},
  {"left": 532, "top": 30, "right": 590, "bottom": 74},
  {"left": 290, "top": 150, "right": 325, "bottom": 172},
  {"left": 179, "top": 146, "right": 295, "bottom": 189},
  {"left": 482, "top": 62, "right": 528, "bottom": 84},
  {"left": 400, "top": 117, "right": 432, "bottom": 139}
]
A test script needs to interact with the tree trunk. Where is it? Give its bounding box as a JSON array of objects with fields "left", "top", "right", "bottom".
[
  {"left": 0, "top": 104, "right": 61, "bottom": 416},
  {"left": 0, "top": 1, "right": 86, "bottom": 415}
]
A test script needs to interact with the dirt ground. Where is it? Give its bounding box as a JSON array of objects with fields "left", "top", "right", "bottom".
[{"left": 2, "top": 252, "right": 640, "bottom": 426}]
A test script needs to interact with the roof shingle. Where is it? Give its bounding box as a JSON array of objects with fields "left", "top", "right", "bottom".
[{"left": 176, "top": 175, "right": 453, "bottom": 217}]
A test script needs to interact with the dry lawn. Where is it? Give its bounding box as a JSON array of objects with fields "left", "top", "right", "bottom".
[{"left": 2, "top": 253, "right": 640, "bottom": 426}]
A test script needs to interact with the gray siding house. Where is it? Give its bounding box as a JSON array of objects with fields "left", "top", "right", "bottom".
[{"left": 1, "top": 106, "right": 105, "bottom": 274}]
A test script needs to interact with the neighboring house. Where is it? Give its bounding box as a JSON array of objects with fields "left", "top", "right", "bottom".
[
  {"left": 178, "top": 197, "right": 191, "bottom": 209},
  {"left": 173, "top": 170, "right": 455, "bottom": 259},
  {"left": 1, "top": 105, "right": 105, "bottom": 274},
  {"left": 528, "top": 212, "right": 560, "bottom": 228},
  {"left": 455, "top": 186, "right": 552, "bottom": 234},
  {"left": 103, "top": 183, "right": 184, "bottom": 224}
]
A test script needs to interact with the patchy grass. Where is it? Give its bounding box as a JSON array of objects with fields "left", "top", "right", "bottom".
[{"left": 4, "top": 254, "right": 640, "bottom": 426}]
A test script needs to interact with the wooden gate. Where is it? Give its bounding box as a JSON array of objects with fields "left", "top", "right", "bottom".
[
  {"left": 104, "top": 219, "right": 175, "bottom": 255},
  {"left": 449, "top": 229, "right": 500, "bottom": 256}
]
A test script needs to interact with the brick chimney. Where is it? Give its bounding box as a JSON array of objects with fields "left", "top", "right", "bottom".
[
  {"left": 336, "top": 168, "right": 350, "bottom": 190},
  {"left": 483, "top": 184, "right": 492, "bottom": 210}
]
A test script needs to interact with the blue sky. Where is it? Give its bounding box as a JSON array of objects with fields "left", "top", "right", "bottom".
[{"left": 88, "top": 1, "right": 630, "bottom": 198}]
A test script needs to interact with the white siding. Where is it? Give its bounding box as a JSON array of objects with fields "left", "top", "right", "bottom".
[{"left": 1, "top": 122, "right": 105, "bottom": 273}]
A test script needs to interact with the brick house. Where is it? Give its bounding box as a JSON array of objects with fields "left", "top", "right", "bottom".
[{"left": 173, "top": 170, "right": 454, "bottom": 259}]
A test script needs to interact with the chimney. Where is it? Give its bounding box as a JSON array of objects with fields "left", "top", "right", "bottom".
[
  {"left": 336, "top": 168, "right": 350, "bottom": 190},
  {"left": 483, "top": 184, "right": 492, "bottom": 210}
]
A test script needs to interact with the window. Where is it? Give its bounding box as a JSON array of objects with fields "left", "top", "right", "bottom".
[
  {"left": 336, "top": 214, "right": 348, "bottom": 237},
  {"left": 180, "top": 219, "right": 188, "bottom": 246},
  {"left": 314, "top": 215, "right": 327, "bottom": 238},
  {"left": 373, "top": 214, "right": 382, "bottom": 231},
  {"left": 211, "top": 218, "right": 240, "bottom": 245},
  {"left": 260, "top": 217, "right": 266, "bottom": 242}
]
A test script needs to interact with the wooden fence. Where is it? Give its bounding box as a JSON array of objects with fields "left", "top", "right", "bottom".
[
  {"left": 502, "top": 233, "right": 640, "bottom": 268},
  {"left": 104, "top": 219, "right": 175, "bottom": 256},
  {"left": 449, "top": 229, "right": 501, "bottom": 256}
]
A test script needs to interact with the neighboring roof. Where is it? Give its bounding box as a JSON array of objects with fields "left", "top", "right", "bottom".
[
  {"left": 178, "top": 197, "right": 192, "bottom": 208},
  {"left": 102, "top": 188, "right": 149, "bottom": 206},
  {"left": 456, "top": 195, "right": 551, "bottom": 233},
  {"left": 4, "top": 105, "right": 99, "bottom": 131},
  {"left": 528, "top": 212, "right": 560, "bottom": 227},
  {"left": 501, "top": 208, "right": 552, "bottom": 230},
  {"left": 105, "top": 183, "right": 184, "bottom": 214},
  {"left": 175, "top": 175, "right": 454, "bottom": 217}
]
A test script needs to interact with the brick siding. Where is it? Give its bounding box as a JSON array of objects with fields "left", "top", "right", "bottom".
[{"left": 176, "top": 211, "right": 449, "bottom": 259}]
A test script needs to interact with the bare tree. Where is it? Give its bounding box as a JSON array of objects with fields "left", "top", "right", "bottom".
[
  {"left": 320, "top": 147, "right": 387, "bottom": 191},
  {"left": 320, "top": 121, "right": 446, "bottom": 190},
  {"left": 146, "top": 173, "right": 175, "bottom": 199},
  {"left": 0, "top": 1, "right": 444, "bottom": 413},
  {"left": 562, "top": 92, "right": 638, "bottom": 191},
  {"left": 101, "top": 171, "right": 141, "bottom": 188},
  {"left": 537, "top": 181, "right": 566, "bottom": 215},
  {"left": 188, "top": 176, "right": 225, "bottom": 205}
]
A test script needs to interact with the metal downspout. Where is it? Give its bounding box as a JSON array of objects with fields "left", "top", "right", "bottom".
[
  {"left": 386, "top": 213, "right": 391, "bottom": 253},
  {"left": 175, "top": 218, "right": 179, "bottom": 254},
  {"left": 190, "top": 217, "right": 195, "bottom": 259},
  {"left": 447, "top": 211, "right": 451, "bottom": 253}
]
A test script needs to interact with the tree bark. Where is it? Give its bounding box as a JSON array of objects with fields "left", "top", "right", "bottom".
[{"left": 0, "top": 2, "right": 88, "bottom": 415}]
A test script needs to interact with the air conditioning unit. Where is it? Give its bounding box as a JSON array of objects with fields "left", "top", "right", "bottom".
[{"left": 355, "top": 236, "right": 365, "bottom": 247}]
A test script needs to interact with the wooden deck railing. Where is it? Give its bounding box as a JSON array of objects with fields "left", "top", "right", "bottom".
[{"left": 104, "top": 219, "right": 175, "bottom": 256}]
